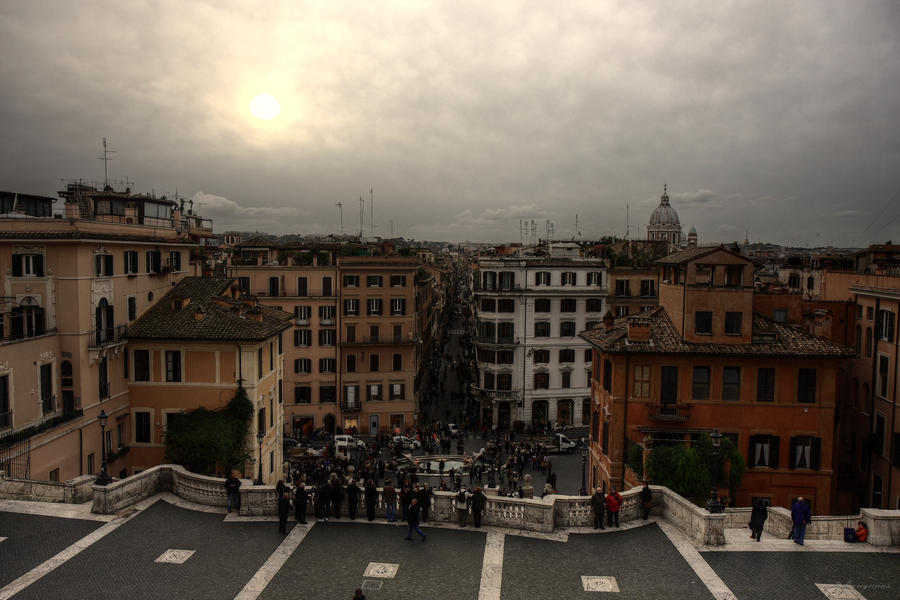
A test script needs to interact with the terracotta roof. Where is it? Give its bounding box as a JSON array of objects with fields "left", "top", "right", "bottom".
[
  {"left": 579, "top": 307, "right": 855, "bottom": 358},
  {"left": 236, "top": 235, "right": 277, "bottom": 248},
  {"left": 128, "top": 277, "right": 293, "bottom": 342},
  {"left": 656, "top": 245, "right": 743, "bottom": 265}
]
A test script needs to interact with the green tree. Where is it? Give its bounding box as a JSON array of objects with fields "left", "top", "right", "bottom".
[
  {"left": 164, "top": 386, "right": 254, "bottom": 476},
  {"left": 647, "top": 433, "right": 746, "bottom": 504}
]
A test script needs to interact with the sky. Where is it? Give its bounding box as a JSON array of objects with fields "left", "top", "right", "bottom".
[{"left": 1, "top": 1, "right": 899, "bottom": 246}]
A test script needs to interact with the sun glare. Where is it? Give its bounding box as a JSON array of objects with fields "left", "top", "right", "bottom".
[{"left": 250, "top": 93, "right": 281, "bottom": 120}]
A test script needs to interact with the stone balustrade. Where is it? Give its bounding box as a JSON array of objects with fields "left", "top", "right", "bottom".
[
  {"left": 0, "top": 470, "right": 94, "bottom": 504},
  {"left": 723, "top": 505, "right": 900, "bottom": 546}
]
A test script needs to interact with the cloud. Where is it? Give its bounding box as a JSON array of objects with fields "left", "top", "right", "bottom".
[
  {"left": 827, "top": 210, "right": 868, "bottom": 218},
  {"left": 670, "top": 189, "right": 722, "bottom": 209},
  {"left": 192, "top": 192, "right": 297, "bottom": 219}
]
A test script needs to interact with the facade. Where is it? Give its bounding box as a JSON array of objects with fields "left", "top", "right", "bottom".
[
  {"left": 0, "top": 183, "right": 207, "bottom": 482},
  {"left": 647, "top": 185, "right": 683, "bottom": 246},
  {"left": 473, "top": 243, "right": 607, "bottom": 431},
  {"left": 581, "top": 246, "right": 854, "bottom": 513}
]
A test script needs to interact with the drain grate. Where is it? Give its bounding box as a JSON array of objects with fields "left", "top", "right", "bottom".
[{"left": 361, "top": 580, "right": 383, "bottom": 591}]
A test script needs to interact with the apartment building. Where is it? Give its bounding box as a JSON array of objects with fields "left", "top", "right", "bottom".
[
  {"left": 0, "top": 184, "right": 208, "bottom": 481},
  {"left": 581, "top": 246, "right": 854, "bottom": 512},
  {"left": 473, "top": 243, "right": 607, "bottom": 431}
]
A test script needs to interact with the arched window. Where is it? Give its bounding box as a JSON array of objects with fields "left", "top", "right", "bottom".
[
  {"left": 855, "top": 325, "right": 862, "bottom": 355},
  {"left": 9, "top": 296, "right": 45, "bottom": 340},
  {"left": 863, "top": 383, "right": 871, "bottom": 414},
  {"left": 96, "top": 298, "right": 114, "bottom": 345},
  {"left": 866, "top": 327, "right": 873, "bottom": 358}
]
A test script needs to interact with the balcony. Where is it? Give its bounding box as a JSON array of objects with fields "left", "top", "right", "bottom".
[
  {"left": 90, "top": 325, "right": 128, "bottom": 348},
  {"left": 342, "top": 334, "right": 418, "bottom": 346},
  {"left": 649, "top": 404, "right": 692, "bottom": 422},
  {"left": 320, "top": 318, "right": 335, "bottom": 326},
  {"left": 341, "top": 400, "right": 362, "bottom": 413},
  {"left": 469, "top": 385, "right": 521, "bottom": 402}
]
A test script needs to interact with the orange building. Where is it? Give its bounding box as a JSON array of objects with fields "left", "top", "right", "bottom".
[
  {"left": 581, "top": 246, "right": 854, "bottom": 513},
  {"left": 127, "top": 277, "right": 292, "bottom": 483}
]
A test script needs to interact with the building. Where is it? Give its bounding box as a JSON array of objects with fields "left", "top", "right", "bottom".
[
  {"left": 126, "top": 277, "right": 292, "bottom": 483},
  {"left": 0, "top": 182, "right": 208, "bottom": 482},
  {"left": 647, "top": 185, "right": 683, "bottom": 246},
  {"left": 605, "top": 240, "right": 668, "bottom": 318},
  {"left": 473, "top": 243, "right": 607, "bottom": 431},
  {"left": 581, "top": 246, "right": 854, "bottom": 513}
]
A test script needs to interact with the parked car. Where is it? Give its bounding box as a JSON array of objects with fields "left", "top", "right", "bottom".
[
  {"left": 333, "top": 434, "right": 367, "bottom": 450},
  {"left": 391, "top": 435, "right": 422, "bottom": 451}
]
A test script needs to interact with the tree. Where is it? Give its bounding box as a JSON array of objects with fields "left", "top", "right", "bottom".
[
  {"left": 164, "top": 386, "right": 254, "bottom": 476},
  {"left": 646, "top": 433, "right": 745, "bottom": 504}
]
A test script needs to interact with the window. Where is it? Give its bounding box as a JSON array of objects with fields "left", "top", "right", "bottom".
[
  {"left": 660, "top": 366, "right": 677, "bottom": 404},
  {"left": 855, "top": 325, "right": 862, "bottom": 355},
  {"left": 481, "top": 272, "right": 496, "bottom": 290},
  {"left": 496, "top": 350, "right": 514, "bottom": 364},
  {"left": 146, "top": 250, "right": 161, "bottom": 274},
  {"left": 344, "top": 275, "right": 360, "bottom": 288},
  {"left": 169, "top": 251, "right": 182, "bottom": 272},
  {"left": 725, "top": 312, "right": 743, "bottom": 335},
  {"left": 391, "top": 298, "right": 407, "bottom": 315},
  {"left": 98, "top": 356, "right": 108, "bottom": 399},
  {"left": 560, "top": 321, "right": 576, "bottom": 337},
  {"left": 615, "top": 305, "right": 628, "bottom": 317},
  {"left": 368, "top": 384, "right": 383, "bottom": 401},
  {"left": 367, "top": 275, "right": 383, "bottom": 287},
  {"left": 749, "top": 435, "right": 779, "bottom": 468},
  {"left": 319, "top": 305, "right": 335, "bottom": 322},
  {"left": 256, "top": 348, "right": 263, "bottom": 379},
  {"left": 319, "top": 329, "right": 336, "bottom": 346},
  {"left": 789, "top": 436, "right": 820, "bottom": 469},
  {"left": 297, "top": 277, "right": 308, "bottom": 296},
  {"left": 722, "top": 367, "right": 741, "bottom": 401},
  {"left": 587, "top": 272, "right": 602, "bottom": 286},
  {"left": 40, "top": 363, "right": 53, "bottom": 413},
  {"left": 534, "top": 299, "right": 551, "bottom": 312},
  {"left": 483, "top": 372, "right": 495, "bottom": 390},
  {"left": 586, "top": 298, "right": 603, "bottom": 312},
  {"left": 498, "top": 299, "right": 515, "bottom": 313},
  {"left": 95, "top": 254, "right": 114, "bottom": 276},
  {"left": 295, "top": 386, "right": 311, "bottom": 404},
  {"left": 873, "top": 413, "right": 886, "bottom": 457},
  {"left": 603, "top": 360, "right": 613, "bottom": 392},
  {"left": 584, "top": 348, "right": 592, "bottom": 363},
  {"left": 0, "top": 375, "right": 9, "bottom": 429},
  {"left": 498, "top": 271, "right": 515, "bottom": 290},
  {"left": 481, "top": 298, "right": 496, "bottom": 312},
  {"left": 393, "top": 324, "right": 402, "bottom": 341},
  {"left": 320, "top": 386, "right": 336, "bottom": 404},
  {"left": 295, "top": 359, "right": 311, "bottom": 373},
  {"left": 87, "top": 453, "right": 94, "bottom": 475},
  {"left": 633, "top": 365, "right": 650, "bottom": 397},
  {"left": 295, "top": 306, "right": 311, "bottom": 321},
  {"left": 797, "top": 368, "right": 816, "bottom": 403},
  {"left": 878, "top": 355, "right": 889, "bottom": 398},
  {"left": 695, "top": 311, "right": 712, "bottom": 335},
  {"left": 344, "top": 299, "right": 359, "bottom": 315},
  {"left": 133, "top": 350, "right": 150, "bottom": 381},
  {"left": 534, "top": 372, "right": 549, "bottom": 389},
  {"left": 369, "top": 354, "right": 379, "bottom": 372},
  {"left": 270, "top": 450, "right": 274, "bottom": 474},
  {"left": 866, "top": 328, "right": 873, "bottom": 357},
  {"left": 124, "top": 251, "right": 138, "bottom": 274},
  {"left": 11, "top": 253, "right": 44, "bottom": 277},
  {"left": 346, "top": 325, "right": 356, "bottom": 342},
  {"left": 533, "top": 349, "right": 550, "bottom": 363},
  {"left": 496, "top": 374, "right": 511, "bottom": 391},
  {"left": 531, "top": 321, "right": 549, "bottom": 337},
  {"left": 559, "top": 349, "right": 575, "bottom": 363},
  {"left": 561, "top": 371, "right": 572, "bottom": 388},
  {"left": 269, "top": 342, "right": 274, "bottom": 371},
  {"left": 319, "top": 358, "right": 336, "bottom": 373},
  {"left": 370, "top": 325, "right": 380, "bottom": 341},
  {"left": 390, "top": 383, "right": 405, "bottom": 400},
  {"left": 479, "top": 321, "right": 496, "bottom": 342},
  {"left": 346, "top": 355, "right": 356, "bottom": 372},
  {"left": 757, "top": 368, "right": 775, "bottom": 402},
  {"left": 135, "top": 412, "right": 151, "bottom": 443},
  {"left": 295, "top": 329, "right": 312, "bottom": 347},
  {"left": 390, "top": 275, "right": 407, "bottom": 287},
  {"left": 536, "top": 271, "right": 551, "bottom": 286},
  {"left": 237, "top": 277, "right": 250, "bottom": 293},
  {"left": 270, "top": 395, "right": 274, "bottom": 428},
  {"left": 561, "top": 272, "right": 576, "bottom": 286},
  {"left": 615, "top": 280, "right": 631, "bottom": 297},
  {"left": 692, "top": 366, "right": 710, "bottom": 400},
  {"left": 322, "top": 276, "right": 333, "bottom": 296},
  {"left": 560, "top": 298, "right": 577, "bottom": 313},
  {"left": 49, "top": 468, "right": 59, "bottom": 482},
  {"left": 128, "top": 297, "right": 137, "bottom": 321},
  {"left": 367, "top": 298, "right": 383, "bottom": 315},
  {"left": 640, "top": 280, "right": 656, "bottom": 297},
  {"left": 806, "top": 276, "right": 814, "bottom": 291},
  {"left": 393, "top": 353, "right": 402, "bottom": 371},
  {"left": 878, "top": 309, "right": 895, "bottom": 342},
  {"left": 773, "top": 308, "right": 787, "bottom": 323}
]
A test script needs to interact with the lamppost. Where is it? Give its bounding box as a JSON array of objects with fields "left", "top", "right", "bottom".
[
  {"left": 706, "top": 429, "right": 723, "bottom": 514},
  {"left": 96, "top": 409, "right": 112, "bottom": 485},
  {"left": 580, "top": 446, "right": 588, "bottom": 496},
  {"left": 255, "top": 431, "right": 264, "bottom": 485}
]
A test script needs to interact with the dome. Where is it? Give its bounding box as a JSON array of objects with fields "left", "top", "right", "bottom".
[{"left": 650, "top": 203, "right": 680, "bottom": 226}]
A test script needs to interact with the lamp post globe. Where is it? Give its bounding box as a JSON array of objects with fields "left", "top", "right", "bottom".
[{"left": 96, "top": 409, "right": 112, "bottom": 486}]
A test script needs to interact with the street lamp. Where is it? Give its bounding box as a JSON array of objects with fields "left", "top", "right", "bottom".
[
  {"left": 706, "top": 429, "right": 723, "bottom": 514},
  {"left": 580, "top": 446, "right": 588, "bottom": 496},
  {"left": 255, "top": 431, "right": 264, "bottom": 485},
  {"left": 96, "top": 409, "right": 112, "bottom": 485}
]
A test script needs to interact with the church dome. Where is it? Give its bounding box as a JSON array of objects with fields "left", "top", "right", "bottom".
[{"left": 649, "top": 187, "right": 680, "bottom": 226}]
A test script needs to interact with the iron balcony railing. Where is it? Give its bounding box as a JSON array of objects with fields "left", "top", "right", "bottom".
[
  {"left": 90, "top": 324, "right": 128, "bottom": 348},
  {"left": 649, "top": 404, "right": 692, "bottom": 422}
]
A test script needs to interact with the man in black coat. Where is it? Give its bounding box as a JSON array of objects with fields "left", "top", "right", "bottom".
[
  {"left": 294, "top": 482, "right": 308, "bottom": 524},
  {"left": 331, "top": 479, "right": 344, "bottom": 519},
  {"left": 640, "top": 483, "right": 653, "bottom": 520},
  {"left": 364, "top": 479, "right": 378, "bottom": 521},
  {"left": 346, "top": 480, "right": 360, "bottom": 520},
  {"left": 418, "top": 484, "right": 433, "bottom": 522},
  {"left": 471, "top": 487, "right": 487, "bottom": 527},
  {"left": 404, "top": 498, "right": 427, "bottom": 541},
  {"left": 315, "top": 482, "right": 330, "bottom": 522},
  {"left": 749, "top": 498, "right": 768, "bottom": 541},
  {"left": 590, "top": 488, "right": 606, "bottom": 529}
]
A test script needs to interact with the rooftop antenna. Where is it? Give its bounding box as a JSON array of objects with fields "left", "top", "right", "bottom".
[
  {"left": 626, "top": 204, "right": 629, "bottom": 240},
  {"left": 97, "top": 137, "right": 115, "bottom": 188},
  {"left": 389, "top": 219, "right": 394, "bottom": 238},
  {"left": 359, "top": 196, "right": 364, "bottom": 238},
  {"left": 335, "top": 202, "right": 343, "bottom": 234},
  {"left": 575, "top": 214, "right": 581, "bottom": 239},
  {"left": 370, "top": 189, "right": 375, "bottom": 237}
]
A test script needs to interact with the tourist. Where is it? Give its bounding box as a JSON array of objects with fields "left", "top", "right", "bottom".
[
  {"left": 294, "top": 482, "right": 308, "bottom": 524},
  {"left": 418, "top": 483, "right": 433, "bottom": 522},
  {"left": 353, "top": 588, "right": 366, "bottom": 600},
  {"left": 471, "top": 486, "right": 487, "bottom": 527},
  {"left": 404, "top": 498, "right": 427, "bottom": 541},
  {"left": 640, "top": 483, "right": 653, "bottom": 520},
  {"left": 315, "top": 481, "right": 330, "bottom": 522},
  {"left": 346, "top": 479, "right": 360, "bottom": 520},
  {"left": 791, "top": 497, "right": 811, "bottom": 545},
  {"left": 606, "top": 487, "right": 623, "bottom": 528},
  {"left": 749, "top": 498, "right": 767, "bottom": 541},
  {"left": 456, "top": 486, "right": 471, "bottom": 527},
  {"left": 855, "top": 521, "right": 868, "bottom": 543},
  {"left": 225, "top": 471, "right": 241, "bottom": 513},
  {"left": 383, "top": 480, "right": 398, "bottom": 522},
  {"left": 364, "top": 479, "right": 378, "bottom": 521},
  {"left": 400, "top": 484, "right": 412, "bottom": 522},
  {"left": 331, "top": 477, "right": 344, "bottom": 519},
  {"left": 591, "top": 487, "right": 606, "bottom": 529},
  {"left": 276, "top": 480, "right": 292, "bottom": 534}
]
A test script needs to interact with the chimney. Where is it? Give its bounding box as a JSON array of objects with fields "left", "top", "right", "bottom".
[
  {"left": 627, "top": 316, "right": 651, "bottom": 342},
  {"left": 194, "top": 306, "right": 206, "bottom": 320},
  {"left": 248, "top": 307, "right": 264, "bottom": 322},
  {"left": 602, "top": 311, "right": 616, "bottom": 331}
]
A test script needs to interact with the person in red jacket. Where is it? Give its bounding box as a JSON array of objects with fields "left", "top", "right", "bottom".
[{"left": 605, "top": 487, "right": 623, "bottom": 527}]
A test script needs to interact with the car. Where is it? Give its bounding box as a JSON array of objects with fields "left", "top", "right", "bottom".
[
  {"left": 391, "top": 435, "right": 422, "bottom": 451},
  {"left": 333, "top": 435, "right": 367, "bottom": 450},
  {"left": 447, "top": 423, "right": 462, "bottom": 438}
]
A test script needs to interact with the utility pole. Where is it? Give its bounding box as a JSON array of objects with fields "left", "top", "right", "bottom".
[
  {"left": 97, "top": 137, "right": 115, "bottom": 188},
  {"left": 370, "top": 189, "right": 375, "bottom": 237},
  {"left": 335, "top": 202, "right": 343, "bottom": 234},
  {"left": 359, "top": 196, "right": 364, "bottom": 239}
]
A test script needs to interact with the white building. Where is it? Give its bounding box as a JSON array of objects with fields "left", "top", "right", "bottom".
[{"left": 473, "top": 244, "right": 607, "bottom": 431}]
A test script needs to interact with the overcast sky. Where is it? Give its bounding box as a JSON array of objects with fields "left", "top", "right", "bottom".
[{"left": 1, "top": 1, "right": 898, "bottom": 245}]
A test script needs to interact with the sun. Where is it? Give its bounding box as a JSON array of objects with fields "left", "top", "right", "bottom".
[{"left": 249, "top": 93, "right": 281, "bottom": 120}]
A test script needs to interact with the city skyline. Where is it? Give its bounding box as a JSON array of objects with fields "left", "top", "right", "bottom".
[{"left": 1, "top": 1, "right": 898, "bottom": 245}]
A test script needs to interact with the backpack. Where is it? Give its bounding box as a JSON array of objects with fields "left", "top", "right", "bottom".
[{"left": 457, "top": 491, "right": 467, "bottom": 503}]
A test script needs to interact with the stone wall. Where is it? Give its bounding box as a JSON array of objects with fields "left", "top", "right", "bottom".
[{"left": 0, "top": 471, "right": 94, "bottom": 504}]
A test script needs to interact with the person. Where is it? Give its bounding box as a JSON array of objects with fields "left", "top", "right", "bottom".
[
  {"left": 331, "top": 478, "right": 344, "bottom": 519},
  {"left": 791, "top": 496, "right": 811, "bottom": 545},
  {"left": 276, "top": 480, "right": 292, "bottom": 534},
  {"left": 471, "top": 486, "right": 487, "bottom": 527},
  {"left": 346, "top": 479, "right": 360, "bottom": 520},
  {"left": 855, "top": 521, "right": 868, "bottom": 543},
  {"left": 749, "top": 498, "right": 767, "bottom": 541},
  {"left": 605, "top": 487, "right": 623, "bottom": 528},
  {"left": 315, "top": 481, "right": 330, "bottom": 523},
  {"left": 591, "top": 487, "right": 606, "bottom": 529},
  {"left": 353, "top": 589, "right": 366, "bottom": 600},
  {"left": 294, "top": 482, "right": 308, "bottom": 524},
  {"left": 225, "top": 472, "right": 241, "bottom": 513},
  {"left": 418, "top": 483, "right": 432, "bottom": 522},
  {"left": 404, "top": 498, "right": 427, "bottom": 541},
  {"left": 364, "top": 479, "right": 378, "bottom": 521},
  {"left": 456, "top": 486, "right": 470, "bottom": 527},
  {"left": 383, "top": 480, "right": 397, "bottom": 522},
  {"left": 640, "top": 483, "right": 653, "bottom": 520},
  {"left": 400, "top": 484, "right": 412, "bottom": 521}
]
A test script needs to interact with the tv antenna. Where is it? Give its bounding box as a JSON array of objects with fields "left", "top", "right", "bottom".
[
  {"left": 97, "top": 137, "right": 115, "bottom": 188},
  {"left": 335, "top": 202, "right": 343, "bottom": 234}
]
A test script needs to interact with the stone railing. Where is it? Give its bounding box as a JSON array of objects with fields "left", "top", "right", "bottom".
[
  {"left": 724, "top": 505, "right": 900, "bottom": 546},
  {"left": 92, "top": 465, "right": 175, "bottom": 514},
  {"left": 0, "top": 471, "right": 94, "bottom": 504},
  {"left": 654, "top": 486, "right": 726, "bottom": 545}
]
